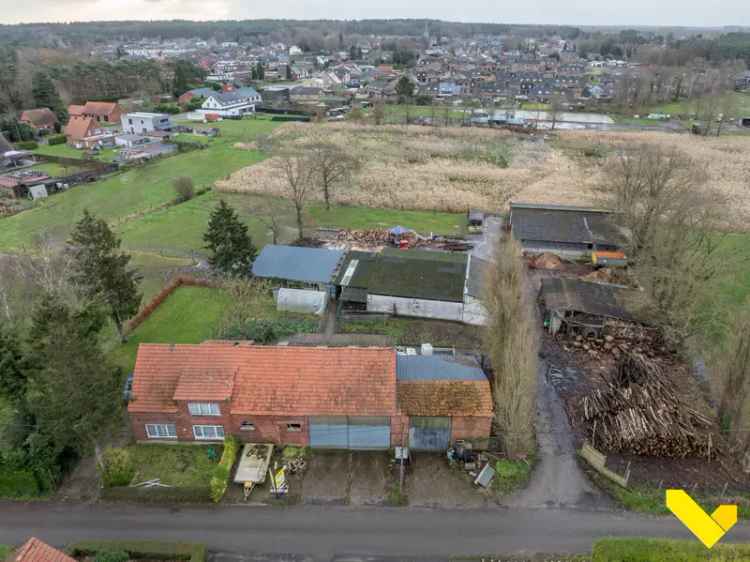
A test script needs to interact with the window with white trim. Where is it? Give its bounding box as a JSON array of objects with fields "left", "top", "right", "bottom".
[
  {"left": 286, "top": 423, "right": 302, "bottom": 433},
  {"left": 240, "top": 421, "right": 256, "bottom": 431},
  {"left": 193, "top": 425, "right": 225, "bottom": 440},
  {"left": 145, "top": 423, "right": 177, "bottom": 439},
  {"left": 188, "top": 402, "right": 221, "bottom": 416}
]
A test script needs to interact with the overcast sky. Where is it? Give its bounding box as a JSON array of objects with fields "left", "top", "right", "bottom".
[{"left": 1, "top": 0, "right": 748, "bottom": 28}]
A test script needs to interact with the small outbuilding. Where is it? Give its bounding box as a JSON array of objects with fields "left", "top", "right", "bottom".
[{"left": 276, "top": 287, "right": 328, "bottom": 315}]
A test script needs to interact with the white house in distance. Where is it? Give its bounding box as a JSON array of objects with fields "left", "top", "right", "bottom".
[
  {"left": 121, "top": 112, "right": 173, "bottom": 134},
  {"left": 198, "top": 88, "right": 262, "bottom": 118}
]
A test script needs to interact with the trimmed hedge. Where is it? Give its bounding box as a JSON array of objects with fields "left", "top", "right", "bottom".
[
  {"left": 209, "top": 436, "right": 239, "bottom": 503},
  {"left": 15, "top": 140, "right": 38, "bottom": 150},
  {"left": 100, "top": 485, "right": 212, "bottom": 504},
  {"left": 47, "top": 134, "right": 67, "bottom": 146},
  {"left": 68, "top": 541, "right": 207, "bottom": 562}
]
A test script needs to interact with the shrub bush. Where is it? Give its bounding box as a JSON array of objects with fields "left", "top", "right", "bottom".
[
  {"left": 0, "top": 468, "right": 40, "bottom": 498},
  {"left": 98, "top": 447, "right": 136, "bottom": 488},
  {"left": 94, "top": 550, "right": 129, "bottom": 562},
  {"left": 209, "top": 436, "right": 239, "bottom": 503},
  {"left": 220, "top": 318, "right": 318, "bottom": 344},
  {"left": 47, "top": 134, "right": 66, "bottom": 146},
  {"left": 68, "top": 541, "right": 207, "bottom": 562},
  {"left": 173, "top": 176, "right": 195, "bottom": 202},
  {"left": 15, "top": 140, "right": 38, "bottom": 150}
]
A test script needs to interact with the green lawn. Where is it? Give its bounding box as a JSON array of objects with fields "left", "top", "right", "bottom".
[
  {"left": 592, "top": 538, "right": 750, "bottom": 561},
  {"left": 32, "top": 143, "right": 89, "bottom": 160},
  {"left": 0, "top": 117, "right": 279, "bottom": 252},
  {"left": 126, "top": 443, "right": 222, "bottom": 487},
  {"left": 646, "top": 92, "right": 750, "bottom": 118},
  {"left": 0, "top": 545, "right": 11, "bottom": 559},
  {"left": 309, "top": 205, "right": 465, "bottom": 235},
  {"left": 111, "top": 286, "right": 231, "bottom": 372}
]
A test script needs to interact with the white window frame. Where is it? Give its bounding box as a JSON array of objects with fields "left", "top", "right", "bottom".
[
  {"left": 145, "top": 423, "right": 177, "bottom": 439},
  {"left": 193, "top": 425, "right": 225, "bottom": 441},
  {"left": 188, "top": 402, "right": 221, "bottom": 416},
  {"left": 240, "top": 421, "right": 256, "bottom": 431}
]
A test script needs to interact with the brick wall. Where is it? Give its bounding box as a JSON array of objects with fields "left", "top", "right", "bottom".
[
  {"left": 130, "top": 411, "right": 180, "bottom": 441},
  {"left": 228, "top": 414, "right": 309, "bottom": 446},
  {"left": 451, "top": 415, "right": 493, "bottom": 445}
]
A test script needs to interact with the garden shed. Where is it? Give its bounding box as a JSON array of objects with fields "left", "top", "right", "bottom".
[{"left": 275, "top": 287, "right": 328, "bottom": 315}]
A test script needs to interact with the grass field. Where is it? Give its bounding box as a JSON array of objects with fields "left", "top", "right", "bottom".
[
  {"left": 646, "top": 91, "right": 750, "bottom": 118},
  {"left": 592, "top": 538, "right": 750, "bottom": 561},
  {"left": 0, "top": 117, "right": 279, "bottom": 252},
  {"left": 111, "top": 286, "right": 231, "bottom": 372},
  {"left": 0, "top": 545, "right": 11, "bottom": 559},
  {"left": 126, "top": 443, "right": 222, "bottom": 487}
]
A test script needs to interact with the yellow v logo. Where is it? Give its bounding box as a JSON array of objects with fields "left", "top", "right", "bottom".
[{"left": 666, "top": 489, "right": 738, "bottom": 549}]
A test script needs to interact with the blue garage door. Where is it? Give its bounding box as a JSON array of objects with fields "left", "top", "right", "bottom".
[
  {"left": 310, "top": 416, "right": 349, "bottom": 449},
  {"left": 310, "top": 416, "right": 391, "bottom": 450},
  {"left": 348, "top": 417, "right": 391, "bottom": 450},
  {"left": 409, "top": 416, "right": 451, "bottom": 451}
]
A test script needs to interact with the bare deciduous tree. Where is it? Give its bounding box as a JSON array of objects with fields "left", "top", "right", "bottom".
[
  {"left": 548, "top": 94, "right": 565, "bottom": 131},
  {"left": 717, "top": 308, "right": 750, "bottom": 450},
  {"left": 306, "top": 141, "right": 361, "bottom": 210},
  {"left": 599, "top": 144, "right": 729, "bottom": 343},
  {"left": 483, "top": 236, "right": 538, "bottom": 457},
  {"left": 274, "top": 148, "right": 312, "bottom": 241}
]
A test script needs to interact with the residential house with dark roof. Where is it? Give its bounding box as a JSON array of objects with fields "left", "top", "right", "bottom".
[
  {"left": 509, "top": 202, "right": 627, "bottom": 258},
  {"left": 127, "top": 342, "right": 493, "bottom": 450},
  {"left": 12, "top": 538, "right": 76, "bottom": 562},
  {"left": 198, "top": 89, "right": 261, "bottom": 118}
]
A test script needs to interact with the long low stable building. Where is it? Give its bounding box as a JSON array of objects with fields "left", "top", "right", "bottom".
[
  {"left": 510, "top": 202, "right": 627, "bottom": 258},
  {"left": 128, "top": 341, "right": 493, "bottom": 450},
  {"left": 338, "top": 249, "right": 471, "bottom": 322}
]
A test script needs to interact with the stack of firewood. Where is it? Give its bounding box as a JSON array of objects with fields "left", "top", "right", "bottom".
[
  {"left": 562, "top": 321, "right": 670, "bottom": 361},
  {"left": 579, "top": 352, "right": 717, "bottom": 458},
  {"left": 335, "top": 229, "right": 393, "bottom": 244}
]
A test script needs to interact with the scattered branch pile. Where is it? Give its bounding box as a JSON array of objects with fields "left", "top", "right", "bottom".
[
  {"left": 334, "top": 228, "right": 393, "bottom": 244},
  {"left": 579, "top": 352, "right": 718, "bottom": 458}
]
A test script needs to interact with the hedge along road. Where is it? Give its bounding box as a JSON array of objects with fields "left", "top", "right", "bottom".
[{"left": 2, "top": 502, "right": 750, "bottom": 560}]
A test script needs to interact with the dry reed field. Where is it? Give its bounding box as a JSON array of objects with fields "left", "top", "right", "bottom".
[{"left": 216, "top": 123, "right": 750, "bottom": 229}]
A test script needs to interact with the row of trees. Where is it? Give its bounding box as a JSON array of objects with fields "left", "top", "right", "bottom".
[
  {"left": 594, "top": 144, "right": 750, "bottom": 454},
  {"left": 271, "top": 133, "right": 361, "bottom": 240},
  {"left": 0, "top": 212, "right": 142, "bottom": 492}
]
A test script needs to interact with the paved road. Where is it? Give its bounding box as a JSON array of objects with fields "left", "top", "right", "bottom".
[{"left": 1, "top": 501, "right": 749, "bottom": 560}]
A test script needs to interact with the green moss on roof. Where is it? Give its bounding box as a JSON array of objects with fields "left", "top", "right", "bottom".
[{"left": 343, "top": 250, "right": 467, "bottom": 303}]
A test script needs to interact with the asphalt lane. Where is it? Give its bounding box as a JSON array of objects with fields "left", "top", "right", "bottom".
[{"left": 1, "top": 502, "right": 749, "bottom": 560}]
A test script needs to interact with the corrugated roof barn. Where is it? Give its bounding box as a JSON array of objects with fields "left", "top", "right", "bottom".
[{"left": 252, "top": 245, "right": 344, "bottom": 285}]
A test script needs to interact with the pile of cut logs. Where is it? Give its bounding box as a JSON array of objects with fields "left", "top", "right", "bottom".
[
  {"left": 335, "top": 229, "right": 393, "bottom": 244},
  {"left": 562, "top": 320, "right": 671, "bottom": 361},
  {"left": 579, "top": 352, "right": 717, "bottom": 458}
]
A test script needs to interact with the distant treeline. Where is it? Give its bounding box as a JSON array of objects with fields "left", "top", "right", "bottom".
[{"left": 0, "top": 19, "right": 582, "bottom": 47}]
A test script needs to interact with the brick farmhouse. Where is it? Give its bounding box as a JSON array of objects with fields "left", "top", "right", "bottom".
[{"left": 128, "top": 342, "right": 493, "bottom": 450}]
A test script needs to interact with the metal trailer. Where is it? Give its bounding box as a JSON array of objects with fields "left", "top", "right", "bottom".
[{"left": 234, "top": 443, "right": 274, "bottom": 500}]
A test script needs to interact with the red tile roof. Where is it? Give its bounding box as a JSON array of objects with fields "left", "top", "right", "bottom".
[
  {"left": 68, "top": 104, "right": 85, "bottom": 116},
  {"left": 397, "top": 380, "right": 493, "bottom": 416},
  {"left": 83, "top": 101, "right": 119, "bottom": 117},
  {"left": 64, "top": 116, "right": 95, "bottom": 141},
  {"left": 19, "top": 108, "right": 58, "bottom": 129},
  {"left": 13, "top": 538, "right": 76, "bottom": 562},
  {"left": 129, "top": 343, "right": 398, "bottom": 416}
]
